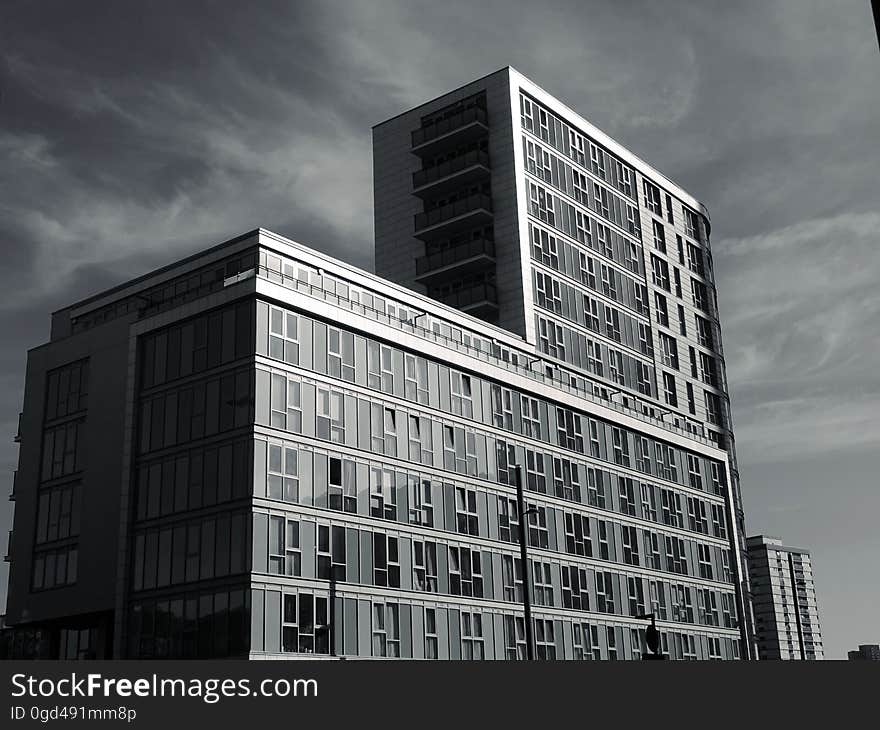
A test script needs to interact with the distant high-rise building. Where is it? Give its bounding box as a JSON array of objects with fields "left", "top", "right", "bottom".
[
  {"left": 746, "top": 535, "right": 824, "bottom": 660},
  {"left": 847, "top": 644, "right": 880, "bottom": 661}
]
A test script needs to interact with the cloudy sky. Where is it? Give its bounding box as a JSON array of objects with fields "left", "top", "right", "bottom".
[{"left": 1, "top": 0, "right": 878, "bottom": 658}]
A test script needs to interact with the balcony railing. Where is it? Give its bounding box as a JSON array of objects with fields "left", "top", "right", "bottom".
[
  {"left": 435, "top": 282, "right": 498, "bottom": 310},
  {"left": 412, "top": 150, "right": 490, "bottom": 189},
  {"left": 414, "top": 193, "right": 492, "bottom": 233},
  {"left": 415, "top": 238, "right": 495, "bottom": 278},
  {"left": 411, "top": 106, "right": 488, "bottom": 149}
]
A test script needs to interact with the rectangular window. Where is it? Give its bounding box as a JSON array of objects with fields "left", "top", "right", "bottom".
[
  {"left": 449, "top": 546, "right": 483, "bottom": 597},
  {"left": 521, "top": 395, "right": 542, "bottom": 439},
  {"left": 643, "top": 180, "right": 662, "bottom": 215},
  {"left": 564, "top": 512, "right": 592, "bottom": 556},
  {"left": 561, "top": 565, "right": 591, "bottom": 610},
  {"left": 618, "top": 477, "right": 637, "bottom": 516},
  {"left": 268, "top": 443, "right": 299, "bottom": 502},
  {"left": 595, "top": 570, "right": 615, "bottom": 613},
  {"left": 461, "top": 612, "right": 485, "bottom": 660},
  {"left": 455, "top": 487, "right": 479, "bottom": 536},
  {"left": 373, "top": 533, "right": 400, "bottom": 588},
  {"left": 654, "top": 293, "right": 669, "bottom": 327},
  {"left": 412, "top": 540, "right": 438, "bottom": 592},
  {"left": 369, "top": 467, "right": 396, "bottom": 521},
  {"left": 372, "top": 602, "right": 400, "bottom": 657},
  {"left": 622, "top": 525, "right": 640, "bottom": 566}
]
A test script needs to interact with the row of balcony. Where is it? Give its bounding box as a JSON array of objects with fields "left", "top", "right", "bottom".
[
  {"left": 411, "top": 105, "right": 488, "bottom": 155},
  {"left": 414, "top": 237, "right": 495, "bottom": 283},
  {"left": 414, "top": 193, "right": 493, "bottom": 240},
  {"left": 412, "top": 149, "right": 490, "bottom": 197},
  {"left": 433, "top": 282, "right": 498, "bottom": 322}
]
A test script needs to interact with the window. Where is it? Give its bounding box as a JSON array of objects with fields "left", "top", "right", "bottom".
[
  {"left": 372, "top": 602, "right": 400, "bottom": 657},
  {"left": 640, "top": 481, "right": 657, "bottom": 521},
  {"left": 663, "top": 372, "right": 678, "bottom": 407},
  {"left": 636, "top": 363, "right": 652, "bottom": 397},
  {"left": 644, "top": 531, "right": 662, "bottom": 570},
  {"left": 535, "top": 619, "right": 556, "bottom": 659},
  {"left": 687, "top": 454, "right": 703, "bottom": 491},
  {"left": 686, "top": 383, "right": 696, "bottom": 415},
  {"left": 525, "top": 449, "right": 547, "bottom": 493},
  {"left": 636, "top": 438, "right": 652, "bottom": 475},
  {"left": 532, "top": 560, "right": 553, "bottom": 606},
  {"left": 408, "top": 476, "right": 434, "bottom": 527},
  {"left": 35, "top": 483, "right": 80, "bottom": 543},
  {"left": 583, "top": 296, "right": 601, "bottom": 332},
  {"left": 45, "top": 360, "right": 89, "bottom": 420},
  {"left": 491, "top": 385, "right": 514, "bottom": 430},
  {"left": 369, "top": 467, "right": 395, "bottom": 520},
  {"left": 268, "top": 516, "right": 300, "bottom": 576},
  {"left": 595, "top": 571, "right": 615, "bottom": 613},
  {"left": 556, "top": 408, "right": 584, "bottom": 452},
  {"left": 604, "top": 307, "right": 621, "bottom": 342},
  {"left": 424, "top": 609, "right": 439, "bottom": 659},
  {"left": 687, "top": 242, "right": 705, "bottom": 276},
  {"left": 643, "top": 180, "right": 662, "bottom": 215},
  {"left": 699, "top": 352, "right": 718, "bottom": 386},
  {"left": 628, "top": 576, "right": 646, "bottom": 616},
  {"left": 710, "top": 463, "right": 724, "bottom": 496},
  {"left": 327, "top": 327, "right": 355, "bottom": 381},
  {"left": 279, "top": 377, "right": 303, "bottom": 432},
  {"left": 574, "top": 209, "right": 590, "bottom": 243},
  {"left": 373, "top": 533, "right": 400, "bottom": 588},
  {"left": 687, "top": 497, "right": 709, "bottom": 534},
  {"left": 705, "top": 391, "right": 722, "bottom": 425},
  {"left": 698, "top": 544, "right": 714, "bottom": 580},
  {"left": 590, "top": 142, "right": 606, "bottom": 179},
  {"left": 504, "top": 615, "right": 527, "bottom": 660},
  {"left": 665, "top": 536, "right": 689, "bottom": 576},
  {"left": 580, "top": 251, "right": 597, "bottom": 287},
  {"left": 587, "top": 340, "right": 603, "bottom": 377},
  {"left": 498, "top": 497, "right": 520, "bottom": 546},
  {"left": 573, "top": 622, "right": 601, "bottom": 660},
  {"left": 449, "top": 371, "right": 473, "bottom": 417},
  {"left": 587, "top": 419, "right": 601, "bottom": 458},
  {"left": 600, "top": 264, "right": 617, "bottom": 300},
  {"left": 537, "top": 317, "right": 565, "bottom": 359},
  {"left": 317, "top": 524, "right": 346, "bottom": 580},
  {"left": 41, "top": 421, "right": 84, "bottom": 481},
  {"left": 692, "top": 280, "right": 709, "bottom": 312},
  {"left": 461, "top": 612, "right": 485, "bottom": 660},
  {"left": 412, "top": 540, "right": 438, "bottom": 592},
  {"left": 527, "top": 504, "right": 550, "bottom": 549},
  {"left": 534, "top": 271, "right": 562, "bottom": 314},
  {"left": 611, "top": 427, "right": 630, "bottom": 467},
  {"left": 661, "top": 488, "right": 684, "bottom": 528},
  {"left": 656, "top": 443, "right": 679, "bottom": 482},
  {"left": 654, "top": 293, "right": 668, "bottom": 327},
  {"left": 408, "top": 416, "right": 433, "bottom": 465},
  {"left": 328, "top": 457, "right": 357, "bottom": 514},
  {"left": 449, "top": 546, "right": 483, "bottom": 597},
  {"left": 618, "top": 477, "right": 637, "bottom": 516},
  {"left": 695, "top": 315, "right": 714, "bottom": 348},
  {"left": 553, "top": 457, "right": 581, "bottom": 501},
  {"left": 683, "top": 208, "right": 700, "bottom": 240},
  {"left": 501, "top": 555, "right": 524, "bottom": 602},
  {"left": 496, "top": 440, "right": 516, "bottom": 487},
  {"left": 622, "top": 525, "right": 640, "bottom": 566},
  {"left": 404, "top": 354, "right": 429, "bottom": 405},
  {"left": 455, "top": 487, "right": 479, "bottom": 536},
  {"left": 529, "top": 182, "right": 555, "bottom": 225},
  {"left": 268, "top": 444, "right": 299, "bottom": 502},
  {"left": 607, "top": 348, "right": 624, "bottom": 386},
  {"left": 521, "top": 395, "right": 542, "bottom": 438},
  {"left": 652, "top": 219, "right": 667, "bottom": 253},
  {"left": 562, "top": 565, "right": 591, "bottom": 610},
  {"left": 651, "top": 254, "right": 670, "bottom": 291},
  {"left": 711, "top": 503, "right": 727, "bottom": 538},
  {"left": 596, "top": 222, "right": 613, "bottom": 258},
  {"left": 658, "top": 332, "right": 679, "bottom": 369},
  {"left": 531, "top": 226, "right": 560, "bottom": 269},
  {"left": 665, "top": 194, "right": 674, "bottom": 224},
  {"left": 597, "top": 520, "right": 612, "bottom": 560},
  {"left": 587, "top": 467, "right": 607, "bottom": 508},
  {"left": 282, "top": 593, "right": 329, "bottom": 655},
  {"left": 572, "top": 169, "right": 589, "bottom": 205}
]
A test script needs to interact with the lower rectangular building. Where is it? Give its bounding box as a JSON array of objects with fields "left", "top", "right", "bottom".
[{"left": 3, "top": 229, "right": 747, "bottom": 659}]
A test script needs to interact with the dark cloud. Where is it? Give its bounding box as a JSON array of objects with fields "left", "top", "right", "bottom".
[{"left": 0, "top": 0, "right": 877, "bottom": 657}]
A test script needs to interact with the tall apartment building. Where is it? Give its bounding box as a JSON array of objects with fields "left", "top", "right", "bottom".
[
  {"left": 746, "top": 535, "right": 824, "bottom": 660},
  {"left": 1, "top": 69, "right": 752, "bottom": 660},
  {"left": 374, "top": 67, "right": 754, "bottom": 654}
]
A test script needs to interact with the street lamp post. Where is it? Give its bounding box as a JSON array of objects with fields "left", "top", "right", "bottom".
[
  {"left": 514, "top": 465, "right": 537, "bottom": 661},
  {"left": 636, "top": 612, "right": 665, "bottom": 660}
]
